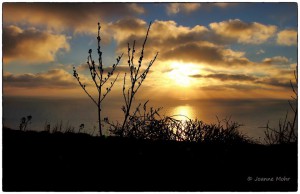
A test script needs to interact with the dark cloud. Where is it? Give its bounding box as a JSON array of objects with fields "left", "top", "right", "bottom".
[
  {"left": 191, "top": 72, "right": 291, "bottom": 89},
  {"left": 159, "top": 42, "right": 249, "bottom": 66},
  {"left": 255, "top": 78, "right": 291, "bottom": 88},
  {"left": 3, "top": 3, "right": 145, "bottom": 33},
  {"left": 3, "top": 69, "right": 76, "bottom": 88},
  {"left": 224, "top": 84, "right": 264, "bottom": 91},
  {"left": 197, "top": 80, "right": 290, "bottom": 92},
  {"left": 197, "top": 84, "right": 263, "bottom": 92},
  {"left": 75, "top": 64, "right": 155, "bottom": 81},
  {"left": 109, "top": 18, "right": 147, "bottom": 33},
  {"left": 76, "top": 64, "right": 130, "bottom": 74},
  {"left": 190, "top": 73, "right": 256, "bottom": 82},
  {"left": 103, "top": 66, "right": 130, "bottom": 74},
  {"left": 161, "top": 43, "right": 223, "bottom": 64}
]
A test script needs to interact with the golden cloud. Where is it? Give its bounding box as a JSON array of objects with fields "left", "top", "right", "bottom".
[
  {"left": 110, "top": 19, "right": 209, "bottom": 47},
  {"left": 108, "top": 18, "right": 148, "bottom": 43},
  {"left": 110, "top": 19, "right": 210, "bottom": 59},
  {"left": 108, "top": 19, "right": 279, "bottom": 67},
  {"left": 277, "top": 29, "right": 297, "bottom": 46},
  {"left": 103, "top": 19, "right": 258, "bottom": 69},
  {"left": 3, "top": 25, "right": 70, "bottom": 64},
  {"left": 160, "top": 42, "right": 250, "bottom": 67},
  {"left": 128, "top": 3, "right": 145, "bottom": 14},
  {"left": 166, "top": 3, "right": 201, "bottom": 15},
  {"left": 262, "top": 56, "right": 289, "bottom": 65},
  {"left": 165, "top": 3, "right": 235, "bottom": 16},
  {"left": 213, "top": 3, "right": 235, "bottom": 8},
  {"left": 209, "top": 19, "right": 277, "bottom": 44}
]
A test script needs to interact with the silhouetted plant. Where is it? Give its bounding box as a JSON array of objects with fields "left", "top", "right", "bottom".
[
  {"left": 79, "top": 123, "right": 85, "bottom": 133},
  {"left": 44, "top": 121, "right": 51, "bottom": 132},
  {"left": 264, "top": 65, "right": 298, "bottom": 144},
  {"left": 52, "top": 121, "right": 63, "bottom": 133},
  {"left": 91, "top": 125, "right": 96, "bottom": 136},
  {"left": 73, "top": 22, "right": 123, "bottom": 137},
  {"left": 44, "top": 121, "right": 76, "bottom": 133},
  {"left": 65, "top": 125, "right": 75, "bottom": 133},
  {"left": 108, "top": 102, "right": 251, "bottom": 144},
  {"left": 19, "top": 115, "right": 32, "bottom": 131},
  {"left": 120, "top": 22, "right": 158, "bottom": 136}
]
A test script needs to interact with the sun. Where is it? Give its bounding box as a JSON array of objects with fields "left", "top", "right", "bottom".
[{"left": 168, "top": 62, "right": 200, "bottom": 87}]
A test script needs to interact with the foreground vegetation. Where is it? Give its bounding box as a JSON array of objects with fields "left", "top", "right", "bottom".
[
  {"left": 3, "top": 127, "right": 297, "bottom": 191},
  {"left": 15, "top": 111, "right": 255, "bottom": 145},
  {"left": 106, "top": 104, "right": 254, "bottom": 144}
]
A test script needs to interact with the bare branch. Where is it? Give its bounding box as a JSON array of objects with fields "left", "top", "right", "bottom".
[
  {"left": 101, "top": 53, "right": 123, "bottom": 86},
  {"left": 101, "top": 73, "right": 120, "bottom": 103},
  {"left": 73, "top": 66, "right": 98, "bottom": 106},
  {"left": 137, "top": 52, "right": 158, "bottom": 81},
  {"left": 122, "top": 73, "right": 128, "bottom": 108},
  {"left": 87, "top": 53, "right": 100, "bottom": 91}
]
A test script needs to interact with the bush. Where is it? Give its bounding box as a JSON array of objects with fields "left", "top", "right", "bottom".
[{"left": 106, "top": 102, "right": 252, "bottom": 144}]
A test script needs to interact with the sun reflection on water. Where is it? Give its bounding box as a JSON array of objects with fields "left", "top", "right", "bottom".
[{"left": 171, "top": 105, "right": 196, "bottom": 121}]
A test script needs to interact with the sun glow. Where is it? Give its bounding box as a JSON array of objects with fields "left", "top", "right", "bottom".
[
  {"left": 172, "top": 105, "right": 196, "bottom": 121},
  {"left": 168, "top": 62, "right": 201, "bottom": 87}
]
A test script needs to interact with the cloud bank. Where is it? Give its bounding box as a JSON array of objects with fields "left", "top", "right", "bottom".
[
  {"left": 3, "top": 3, "right": 145, "bottom": 34},
  {"left": 209, "top": 19, "right": 277, "bottom": 44},
  {"left": 3, "top": 25, "right": 70, "bottom": 64},
  {"left": 3, "top": 69, "right": 76, "bottom": 88}
]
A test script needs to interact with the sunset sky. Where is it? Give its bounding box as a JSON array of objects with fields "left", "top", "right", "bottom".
[{"left": 3, "top": 2, "right": 298, "bottom": 101}]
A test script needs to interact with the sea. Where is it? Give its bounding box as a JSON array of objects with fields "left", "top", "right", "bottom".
[{"left": 2, "top": 96, "right": 297, "bottom": 140}]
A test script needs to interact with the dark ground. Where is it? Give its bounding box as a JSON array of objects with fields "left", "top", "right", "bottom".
[{"left": 2, "top": 127, "right": 298, "bottom": 191}]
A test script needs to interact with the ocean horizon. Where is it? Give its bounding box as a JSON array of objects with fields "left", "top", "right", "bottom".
[{"left": 2, "top": 96, "right": 295, "bottom": 140}]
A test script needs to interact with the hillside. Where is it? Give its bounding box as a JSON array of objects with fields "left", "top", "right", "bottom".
[{"left": 3, "top": 127, "right": 297, "bottom": 191}]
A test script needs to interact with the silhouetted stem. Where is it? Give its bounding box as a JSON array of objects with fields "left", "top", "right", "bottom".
[
  {"left": 74, "top": 22, "right": 122, "bottom": 137},
  {"left": 120, "top": 22, "right": 158, "bottom": 136}
]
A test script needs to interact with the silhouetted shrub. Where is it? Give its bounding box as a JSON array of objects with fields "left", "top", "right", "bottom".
[
  {"left": 78, "top": 124, "right": 85, "bottom": 133},
  {"left": 107, "top": 102, "right": 252, "bottom": 144},
  {"left": 264, "top": 65, "right": 298, "bottom": 144},
  {"left": 42, "top": 121, "right": 76, "bottom": 134},
  {"left": 19, "top": 115, "right": 32, "bottom": 131}
]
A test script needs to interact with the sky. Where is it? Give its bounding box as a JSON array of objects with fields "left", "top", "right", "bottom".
[{"left": 2, "top": 2, "right": 298, "bottom": 101}]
